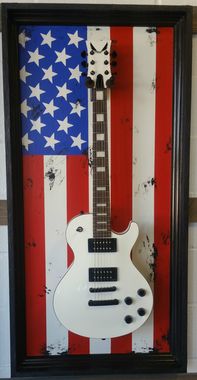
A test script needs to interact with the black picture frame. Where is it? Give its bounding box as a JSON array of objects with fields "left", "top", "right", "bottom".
[{"left": 1, "top": 3, "right": 192, "bottom": 377}]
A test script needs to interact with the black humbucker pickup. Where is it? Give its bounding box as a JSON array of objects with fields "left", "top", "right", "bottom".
[
  {"left": 88, "top": 238, "right": 117, "bottom": 252},
  {"left": 89, "top": 267, "right": 117, "bottom": 282}
]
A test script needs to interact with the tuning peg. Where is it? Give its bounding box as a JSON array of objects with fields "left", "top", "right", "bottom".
[
  {"left": 106, "top": 76, "right": 115, "bottom": 88},
  {"left": 86, "top": 77, "right": 94, "bottom": 88},
  {"left": 111, "top": 61, "right": 117, "bottom": 67},
  {"left": 104, "top": 50, "right": 109, "bottom": 55},
  {"left": 81, "top": 61, "right": 88, "bottom": 68},
  {"left": 111, "top": 51, "right": 117, "bottom": 58},
  {"left": 81, "top": 50, "right": 87, "bottom": 58},
  {"left": 104, "top": 60, "right": 109, "bottom": 65}
]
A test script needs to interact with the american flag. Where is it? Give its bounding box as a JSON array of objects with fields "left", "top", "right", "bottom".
[{"left": 19, "top": 25, "right": 173, "bottom": 356}]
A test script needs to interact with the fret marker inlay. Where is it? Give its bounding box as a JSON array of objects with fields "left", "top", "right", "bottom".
[
  {"left": 96, "top": 151, "right": 105, "bottom": 157},
  {"left": 96, "top": 187, "right": 106, "bottom": 191},
  {"left": 96, "top": 134, "right": 104, "bottom": 141},
  {"left": 97, "top": 167, "right": 105, "bottom": 172},
  {"left": 96, "top": 114, "right": 104, "bottom": 122},
  {"left": 96, "top": 91, "right": 104, "bottom": 100}
]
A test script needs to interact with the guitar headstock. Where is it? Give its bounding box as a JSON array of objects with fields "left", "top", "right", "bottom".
[{"left": 81, "top": 40, "right": 117, "bottom": 90}]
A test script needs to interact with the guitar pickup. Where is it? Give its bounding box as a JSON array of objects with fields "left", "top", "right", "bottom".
[
  {"left": 89, "top": 267, "right": 117, "bottom": 282},
  {"left": 88, "top": 299, "right": 119, "bottom": 306},
  {"left": 89, "top": 286, "right": 117, "bottom": 293},
  {"left": 88, "top": 238, "right": 117, "bottom": 252}
]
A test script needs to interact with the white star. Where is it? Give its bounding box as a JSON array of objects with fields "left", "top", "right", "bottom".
[
  {"left": 44, "top": 133, "right": 60, "bottom": 150},
  {"left": 19, "top": 31, "right": 30, "bottom": 48},
  {"left": 30, "top": 117, "right": 46, "bottom": 133},
  {"left": 67, "top": 31, "right": 83, "bottom": 48},
  {"left": 70, "top": 133, "right": 86, "bottom": 150},
  {"left": 41, "top": 30, "right": 56, "bottom": 48},
  {"left": 43, "top": 100, "right": 59, "bottom": 117},
  {"left": 22, "top": 133, "right": 33, "bottom": 151},
  {"left": 28, "top": 48, "right": 45, "bottom": 66},
  {"left": 56, "top": 83, "right": 72, "bottom": 100},
  {"left": 69, "top": 65, "right": 81, "bottom": 83},
  {"left": 21, "top": 99, "right": 31, "bottom": 117},
  {"left": 42, "top": 65, "right": 57, "bottom": 83},
  {"left": 55, "top": 48, "right": 71, "bottom": 66},
  {"left": 29, "top": 83, "right": 45, "bottom": 101},
  {"left": 70, "top": 101, "right": 85, "bottom": 117},
  {"left": 57, "top": 117, "right": 73, "bottom": 134},
  {"left": 20, "top": 66, "right": 31, "bottom": 83}
]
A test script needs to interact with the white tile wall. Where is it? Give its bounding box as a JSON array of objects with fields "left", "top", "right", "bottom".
[{"left": 0, "top": 0, "right": 197, "bottom": 377}]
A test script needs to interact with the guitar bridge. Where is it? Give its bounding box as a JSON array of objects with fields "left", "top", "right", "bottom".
[{"left": 88, "top": 238, "right": 117, "bottom": 252}]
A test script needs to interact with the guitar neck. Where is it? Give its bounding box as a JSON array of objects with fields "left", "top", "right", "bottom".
[{"left": 92, "top": 88, "right": 111, "bottom": 238}]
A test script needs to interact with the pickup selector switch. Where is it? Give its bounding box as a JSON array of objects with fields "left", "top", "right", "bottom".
[
  {"left": 124, "top": 315, "right": 133, "bottom": 324},
  {"left": 124, "top": 297, "right": 133, "bottom": 305}
]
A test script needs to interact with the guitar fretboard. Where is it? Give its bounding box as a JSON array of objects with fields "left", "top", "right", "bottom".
[{"left": 92, "top": 88, "right": 111, "bottom": 238}]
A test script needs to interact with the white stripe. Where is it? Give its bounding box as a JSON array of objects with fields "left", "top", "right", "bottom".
[
  {"left": 44, "top": 155, "right": 68, "bottom": 355},
  {"left": 132, "top": 27, "right": 155, "bottom": 352},
  {"left": 97, "top": 203, "right": 106, "bottom": 207},
  {"left": 88, "top": 25, "right": 111, "bottom": 355}
]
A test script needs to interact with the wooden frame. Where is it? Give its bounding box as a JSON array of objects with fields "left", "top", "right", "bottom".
[{"left": 2, "top": 3, "right": 192, "bottom": 376}]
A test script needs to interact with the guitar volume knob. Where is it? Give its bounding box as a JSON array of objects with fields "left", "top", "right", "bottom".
[
  {"left": 137, "top": 288, "right": 146, "bottom": 297},
  {"left": 124, "top": 297, "right": 133, "bottom": 305},
  {"left": 137, "top": 308, "right": 146, "bottom": 316},
  {"left": 124, "top": 315, "right": 133, "bottom": 324}
]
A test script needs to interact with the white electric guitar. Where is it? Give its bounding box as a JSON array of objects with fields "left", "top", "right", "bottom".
[{"left": 54, "top": 39, "right": 153, "bottom": 338}]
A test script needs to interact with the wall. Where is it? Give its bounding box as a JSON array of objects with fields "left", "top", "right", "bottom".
[{"left": 0, "top": 0, "right": 197, "bottom": 378}]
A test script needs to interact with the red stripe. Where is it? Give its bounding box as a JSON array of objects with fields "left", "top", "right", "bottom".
[
  {"left": 66, "top": 155, "right": 90, "bottom": 354},
  {"left": 154, "top": 28, "right": 173, "bottom": 352},
  {"left": 110, "top": 26, "right": 133, "bottom": 353},
  {"left": 23, "top": 155, "right": 46, "bottom": 356}
]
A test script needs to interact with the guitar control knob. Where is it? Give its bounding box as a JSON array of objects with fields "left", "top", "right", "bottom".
[
  {"left": 137, "top": 308, "right": 146, "bottom": 316},
  {"left": 137, "top": 288, "right": 146, "bottom": 297},
  {"left": 124, "top": 315, "right": 133, "bottom": 324},
  {"left": 124, "top": 297, "right": 133, "bottom": 305}
]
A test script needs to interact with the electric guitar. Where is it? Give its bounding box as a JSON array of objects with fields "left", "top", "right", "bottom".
[{"left": 53, "top": 38, "right": 153, "bottom": 338}]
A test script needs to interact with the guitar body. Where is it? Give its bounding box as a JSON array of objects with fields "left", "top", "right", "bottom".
[{"left": 54, "top": 213, "right": 153, "bottom": 338}]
